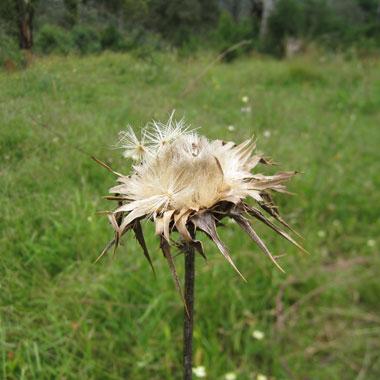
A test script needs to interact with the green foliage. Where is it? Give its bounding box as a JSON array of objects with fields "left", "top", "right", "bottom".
[
  {"left": 0, "top": 28, "right": 25, "bottom": 68},
  {"left": 270, "top": 0, "right": 304, "bottom": 38},
  {"left": 1, "top": 52, "right": 380, "bottom": 379},
  {"left": 148, "top": 0, "right": 219, "bottom": 46},
  {"left": 212, "top": 12, "right": 255, "bottom": 62},
  {"left": 265, "top": 0, "right": 305, "bottom": 55},
  {"left": 215, "top": 11, "right": 254, "bottom": 46},
  {"left": 302, "top": 0, "right": 336, "bottom": 38},
  {"left": 2, "top": 0, "right": 380, "bottom": 60},
  {"left": 100, "top": 25, "right": 126, "bottom": 51},
  {"left": 122, "top": 0, "right": 150, "bottom": 25},
  {"left": 63, "top": 0, "right": 79, "bottom": 26},
  {"left": 126, "top": 29, "right": 168, "bottom": 59},
  {"left": 0, "top": 0, "right": 17, "bottom": 35},
  {"left": 71, "top": 25, "right": 101, "bottom": 54},
  {"left": 35, "top": 24, "right": 74, "bottom": 54},
  {"left": 265, "top": 0, "right": 380, "bottom": 55}
]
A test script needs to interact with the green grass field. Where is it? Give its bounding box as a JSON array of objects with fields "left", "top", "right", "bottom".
[{"left": 1, "top": 51, "right": 380, "bottom": 380}]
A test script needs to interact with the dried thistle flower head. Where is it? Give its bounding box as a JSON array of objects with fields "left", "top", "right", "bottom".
[{"left": 96, "top": 112, "right": 306, "bottom": 300}]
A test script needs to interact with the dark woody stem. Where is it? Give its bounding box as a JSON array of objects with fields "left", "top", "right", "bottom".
[{"left": 183, "top": 231, "right": 196, "bottom": 380}]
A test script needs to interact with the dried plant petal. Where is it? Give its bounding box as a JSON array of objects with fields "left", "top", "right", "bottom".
[
  {"left": 163, "top": 209, "right": 176, "bottom": 242},
  {"left": 174, "top": 209, "right": 193, "bottom": 242},
  {"left": 249, "top": 171, "right": 297, "bottom": 190},
  {"left": 118, "top": 208, "right": 148, "bottom": 237},
  {"left": 155, "top": 215, "right": 164, "bottom": 236},
  {"left": 107, "top": 213, "right": 120, "bottom": 232}
]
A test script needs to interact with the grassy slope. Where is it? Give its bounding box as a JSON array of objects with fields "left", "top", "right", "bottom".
[{"left": 1, "top": 51, "right": 380, "bottom": 380}]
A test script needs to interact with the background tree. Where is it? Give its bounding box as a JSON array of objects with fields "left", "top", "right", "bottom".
[
  {"left": 63, "top": 0, "right": 79, "bottom": 26},
  {"left": 15, "top": 0, "right": 39, "bottom": 49},
  {"left": 148, "top": 0, "right": 219, "bottom": 45},
  {"left": 260, "top": 0, "right": 277, "bottom": 40}
]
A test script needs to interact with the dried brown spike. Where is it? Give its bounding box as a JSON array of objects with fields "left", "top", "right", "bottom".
[
  {"left": 191, "top": 239, "right": 207, "bottom": 260},
  {"left": 103, "top": 195, "right": 131, "bottom": 201},
  {"left": 133, "top": 220, "right": 156, "bottom": 275},
  {"left": 258, "top": 199, "right": 302, "bottom": 238},
  {"left": 95, "top": 223, "right": 133, "bottom": 263},
  {"left": 95, "top": 238, "right": 116, "bottom": 263},
  {"left": 91, "top": 156, "right": 123, "bottom": 177},
  {"left": 241, "top": 205, "right": 308, "bottom": 254},
  {"left": 108, "top": 213, "right": 121, "bottom": 256},
  {"left": 160, "top": 236, "right": 189, "bottom": 317},
  {"left": 231, "top": 213, "right": 285, "bottom": 273},
  {"left": 191, "top": 212, "right": 246, "bottom": 281}
]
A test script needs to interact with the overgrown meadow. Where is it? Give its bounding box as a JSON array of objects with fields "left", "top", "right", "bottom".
[{"left": 1, "top": 51, "right": 379, "bottom": 379}]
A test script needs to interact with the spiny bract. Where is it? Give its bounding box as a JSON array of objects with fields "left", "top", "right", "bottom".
[{"left": 96, "top": 112, "right": 305, "bottom": 299}]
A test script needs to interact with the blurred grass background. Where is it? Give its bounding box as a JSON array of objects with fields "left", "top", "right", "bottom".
[{"left": 1, "top": 51, "right": 380, "bottom": 379}]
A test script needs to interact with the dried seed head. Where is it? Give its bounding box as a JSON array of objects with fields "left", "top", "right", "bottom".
[{"left": 97, "top": 112, "right": 306, "bottom": 301}]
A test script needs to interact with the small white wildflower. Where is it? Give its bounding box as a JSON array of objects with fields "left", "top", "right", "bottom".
[
  {"left": 87, "top": 216, "right": 93, "bottom": 222},
  {"left": 327, "top": 203, "right": 336, "bottom": 211},
  {"left": 252, "top": 330, "right": 265, "bottom": 340},
  {"left": 136, "top": 360, "right": 146, "bottom": 368},
  {"left": 242, "top": 96, "right": 249, "bottom": 103},
  {"left": 52, "top": 136, "right": 59, "bottom": 143},
  {"left": 332, "top": 219, "right": 340, "bottom": 227},
  {"left": 367, "top": 239, "right": 376, "bottom": 247},
  {"left": 192, "top": 366, "right": 206, "bottom": 378},
  {"left": 227, "top": 125, "right": 236, "bottom": 132},
  {"left": 317, "top": 230, "right": 326, "bottom": 238},
  {"left": 136, "top": 353, "right": 152, "bottom": 368},
  {"left": 240, "top": 106, "right": 252, "bottom": 113},
  {"left": 257, "top": 374, "right": 267, "bottom": 380},
  {"left": 263, "top": 130, "right": 271, "bottom": 138},
  {"left": 225, "top": 372, "right": 237, "bottom": 380}
]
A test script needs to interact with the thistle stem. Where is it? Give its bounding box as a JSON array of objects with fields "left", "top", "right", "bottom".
[{"left": 183, "top": 242, "right": 195, "bottom": 380}]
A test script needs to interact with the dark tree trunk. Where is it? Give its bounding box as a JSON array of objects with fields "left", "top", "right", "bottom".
[
  {"left": 16, "top": 0, "right": 34, "bottom": 49},
  {"left": 250, "top": 0, "right": 263, "bottom": 21}
]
